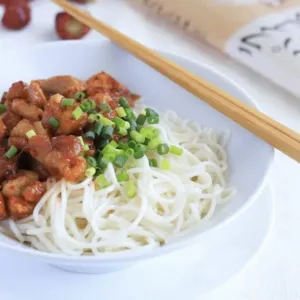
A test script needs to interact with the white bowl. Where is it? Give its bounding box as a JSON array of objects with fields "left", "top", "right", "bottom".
[{"left": 0, "top": 40, "right": 273, "bottom": 273}]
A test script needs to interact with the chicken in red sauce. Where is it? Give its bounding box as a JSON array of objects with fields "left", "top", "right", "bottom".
[{"left": 0, "top": 71, "right": 138, "bottom": 220}]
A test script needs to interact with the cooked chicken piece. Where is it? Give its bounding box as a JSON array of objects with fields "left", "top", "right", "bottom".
[
  {"left": 7, "top": 196, "right": 35, "bottom": 220},
  {"left": 59, "top": 156, "right": 87, "bottom": 182},
  {"left": 0, "top": 193, "right": 7, "bottom": 221},
  {"left": 39, "top": 75, "right": 86, "bottom": 98},
  {"left": 1, "top": 111, "right": 21, "bottom": 133},
  {"left": 51, "top": 135, "right": 83, "bottom": 157},
  {"left": 43, "top": 150, "right": 62, "bottom": 178},
  {"left": 11, "top": 119, "right": 35, "bottom": 138},
  {"left": 0, "top": 119, "right": 7, "bottom": 142},
  {"left": 8, "top": 137, "right": 27, "bottom": 149},
  {"left": 33, "top": 121, "right": 49, "bottom": 136},
  {"left": 49, "top": 93, "right": 64, "bottom": 104},
  {"left": 2, "top": 176, "right": 31, "bottom": 198},
  {"left": 5, "top": 81, "right": 28, "bottom": 101},
  {"left": 42, "top": 102, "right": 87, "bottom": 135},
  {"left": 11, "top": 99, "right": 43, "bottom": 121},
  {"left": 22, "top": 181, "right": 46, "bottom": 203},
  {"left": 28, "top": 82, "right": 47, "bottom": 108},
  {"left": 27, "top": 135, "right": 52, "bottom": 162},
  {"left": 17, "top": 170, "right": 39, "bottom": 182}
]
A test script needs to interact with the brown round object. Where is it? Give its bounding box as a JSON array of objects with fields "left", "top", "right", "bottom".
[
  {"left": 1, "top": 4, "right": 31, "bottom": 30},
  {"left": 55, "top": 11, "right": 90, "bottom": 40}
]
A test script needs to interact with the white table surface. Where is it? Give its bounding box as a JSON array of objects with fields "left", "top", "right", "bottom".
[{"left": 1, "top": 1, "right": 300, "bottom": 299}]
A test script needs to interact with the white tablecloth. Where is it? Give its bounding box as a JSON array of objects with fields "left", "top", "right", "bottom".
[{"left": 1, "top": 1, "right": 300, "bottom": 299}]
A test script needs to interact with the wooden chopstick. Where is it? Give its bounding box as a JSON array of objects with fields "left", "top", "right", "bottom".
[{"left": 53, "top": 0, "right": 300, "bottom": 162}]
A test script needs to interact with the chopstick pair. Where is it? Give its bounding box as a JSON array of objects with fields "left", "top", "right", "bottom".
[{"left": 53, "top": 0, "right": 300, "bottom": 162}]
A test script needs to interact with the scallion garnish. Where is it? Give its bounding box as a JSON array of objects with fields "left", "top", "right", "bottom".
[
  {"left": 101, "top": 126, "right": 114, "bottom": 139},
  {"left": 113, "top": 154, "right": 128, "bottom": 168},
  {"left": 95, "top": 174, "right": 110, "bottom": 189},
  {"left": 94, "top": 122, "right": 103, "bottom": 136},
  {"left": 113, "top": 117, "right": 127, "bottom": 128},
  {"left": 133, "top": 150, "right": 144, "bottom": 159},
  {"left": 72, "top": 107, "right": 84, "bottom": 120},
  {"left": 0, "top": 103, "right": 6, "bottom": 115},
  {"left": 149, "top": 158, "right": 158, "bottom": 167},
  {"left": 130, "top": 131, "right": 145, "bottom": 143},
  {"left": 128, "top": 140, "right": 136, "bottom": 149},
  {"left": 88, "top": 114, "right": 96, "bottom": 123},
  {"left": 116, "top": 107, "right": 126, "bottom": 118},
  {"left": 147, "top": 115, "right": 159, "bottom": 124},
  {"left": 147, "top": 137, "right": 161, "bottom": 150},
  {"left": 80, "top": 100, "right": 91, "bottom": 112},
  {"left": 86, "top": 156, "right": 97, "bottom": 168},
  {"left": 118, "top": 127, "right": 127, "bottom": 136},
  {"left": 119, "top": 97, "right": 130, "bottom": 108},
  {"left": 125, "top": 108, "right": 136, "bottom": 120},
  {"left": 124, "top": 181, "right": 137, "bottom": 198},
  {"left": 135, "top": 144, "right": 147, "bottom": 153},
  {"left": 96, "top": 139, "right": 109, "bottom": 150},
  {"left": 145, "top": 108, "right": 158, "bottom": 117},
  {"left": 89, "top": 100, "right": 96, "bottom": 110},
  {"left": 104, "top": 153, "right": 116, "bottom": 162},
  {"left": 5, "top": 145, "right": 18, "bottom": 159},
  {"left": 61, "top": 98, "right": 74, "bottom": 107},
  {"left": 26, "top": 130, "right": 36, "bottom": 139},
  {"left": 136, "top": 114, "right": 147, "bottom": 126},
  {"left": 125, "top": 148, "right": 134, "bottom": 156},
  {"left": 109, "top": 140, "right": 118, "bottom": 148},
  {"left": 84, "top": 131, "right": 95, "bottom": 140},
  {"left": 74, "top": 91, "right": 86, "bottom": 100},
  {"left": 161, "top": 159, "right": 171, "bottom": 170},
  {"left": 117, "top": 171, "right": 129, "bottom": 182},
  {"left": 97, "top": 157, "right": 109, "bottom": 170},
  {"left": 49, "top": 116, "right": 60, "bottom": 128},
  {"left": 100, "top": 101, "right": 111, "bottom": 113},
  {"left": 157, "top": 143, "right": 169, "bottom": 155},
  {"left": 170, "top": 145, "right": 183, "bottom": 156},
  {"left": 85, "top": 167, "right": 96, "bottom": 178}
]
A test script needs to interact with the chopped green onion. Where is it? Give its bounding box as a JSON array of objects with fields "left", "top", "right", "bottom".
[
  {"left": 86, "top": 156, "right": 97, "bottom": 168},
  {"left": 110, "top": 140, "right": 118, "bottom": 148},
  {"left": 95, "top": 174, "right": 110, "bottom": 189},
  {"left": 117, "top": 171, "right": 129, "bottom": 182},
  {"left": 133, "top": 151, "right": 144, "bottom": 159},
  {"left": 84, "top": 131, "right": 95, "bottom": 140},
  {"left": 96, "top": 139, "right": 109, "bottom": 150},
  {"left": 96, "top": 114, "right": 115, "bottom": 127},
  {"left": 125, "top": 148, "right": 134, "bottom": 156},
  {"left": 103, "top": 144, "right": 124, "bottom": 156},
  {"left": 101, "top": 126, "right": 114, "bottom": 139},
  {"left": 83, "top": 144, "right": 89, "bottom": 151},
  {"left": 80, "top": 100, "right": 91, "bottom": 112},
  {"left": 118, "top": 142, "right": 129, "bottom": 150},
  {"left": 136, "top": 125, "right": 142, "bottom": 132},
  {"left": 149, "top": 158, "right": 158, "bottom": 167},
  {"left": 170, "top": 145, "right": 183, "bottom": 156},
  {"left": 136, "top": 114, "right": 147, "bottom": 125},
  {"left": 100, "top": 101, "right": 111, "bottom": 113},
  {"left": 113, "top": 154, "right": 128, "bottom": 168},
  {"left": 72, "top": 107, "right": 84, "bottom": 120},
  {"left": 127, "top": 119, "right": 137, "bottom": 130},
  {"left": 125, "top": 108, "right": 136, "bottom": 120},
  {"left": 157, "top": 143, "right": 169, "bottom": 155},
  {"left": 77, "top": 136, "right": 84, "bottom": 146},
  {"left": 85, "top": 167, "right": 96, "bottom": 177},
  {"left": 147, "top": 137, "right": 161, "bottom": 150},
  {"left": 128, "top": 140, "right": 136, "bottom": 149},
  {"left": 74, "top": 91, "right": 86, "bottom": 100},
  {"left": 26, "top": 130, "right": 36, "bottom": 139},
  {"left": 161, "top": 159, "right": 171, "bottom": 170},
  {"left": 61, "top": 98, "right": 74, "bottom": 107},
  {"left": 94, "top": 122, "right": 103, "bottom": 136},
  {"left": 5, "top": 145, "right": 18, "bottom": 159},
  {"left": 113, "top": 117, "right": 127, "bottom": 128},
  {"left": 49, "top": 116, "right": 60, "bottom": 128},
  {"left": 103, "top": 153, "right": 115, "bottom": 162},
  {"left": 124, "top": 121, "right": 130, "bottom": 129},
  {"left": 88, "top": 99, "right": 96, "bottom": 110},
  {"left": 119, "top": 97, "right": 130, "bottom": 108},
  {"left": 118, "top": 127, "right": 128, "bottom": 136},
  {"left": 140, "top": 127, "right": 154, "bottom": 139},
  {"left": 145, "top": 108, "right": 158, "bottom": 117},
  {"left": 97, "top": 157, "right": 109, "bottom": 170},
  {"left": 124, "top": 181, "right": 137, "bottom": 198},
  {"left": 0, "top": 103, "right": 6, "bottom": 115},
  {"left": 147, "top": 115, "right": 159, "bottom": 124},
  {"left": 88, "top": 114, "right": 96, "bottom": 123},
  {"left": 116, "top": 107, "right": 126, "bottom": 117},
  {"left": 135, "top": 144, "right": 147, "bottom": 153},
  {"left": 130, "top": 131, "right": 145, "bottom": 143}
]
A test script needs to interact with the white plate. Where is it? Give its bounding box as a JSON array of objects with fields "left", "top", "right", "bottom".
[{"left": 0, "top": 185, "right": 273, "bottom": 300}]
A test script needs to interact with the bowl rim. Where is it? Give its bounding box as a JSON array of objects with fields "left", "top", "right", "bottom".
[{"left": 0, "top": 40, "right": 274, "bottom": 263}]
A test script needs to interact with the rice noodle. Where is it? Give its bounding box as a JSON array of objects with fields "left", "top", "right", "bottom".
[{"left": 6, "top": 110, "right": 236, "bottom": 255}]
